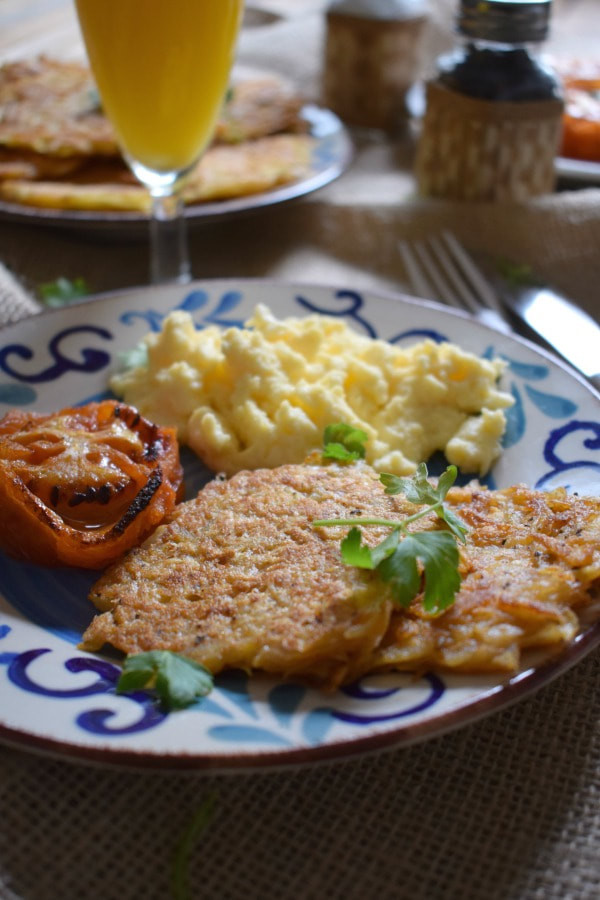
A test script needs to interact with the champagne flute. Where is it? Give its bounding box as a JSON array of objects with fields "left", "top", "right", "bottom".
[{"left": 74, "top": 0, "right": 244, "bottom": 284}]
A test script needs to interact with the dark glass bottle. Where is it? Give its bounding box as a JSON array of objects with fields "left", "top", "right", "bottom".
[
  {"left": 437, "top": 43, "right": 561, "bottom": 103},
  {"left": 415, "top": 0, "right": 564, "bottom": 201}
]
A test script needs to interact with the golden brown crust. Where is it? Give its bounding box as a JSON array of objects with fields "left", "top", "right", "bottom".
[
  {"left": 0, "top": 400, "right": 183, "bottom": 568},
  {"left": 0, "top": 134, "right": 314, "bottom": 211},
  {"left": 373, "top": 483, "right": 600, "bottom": 673},
  {"left": 182, "top": 134, "right": 314, "bottom": 203},
  {"left": 0, "top": 57, "right": 313, "bottom": 212},
  {"left": 0, "top": 56, "right": 118, "bottom": 157},
  {"left": 81, "top": 464, "right": 600, "bottom": 685},
  {"left": 83, "top": 462, "right": 397, "bottom": 688},
  {"left": 214, "top": 75, "right": 307, "bottom": 144}
]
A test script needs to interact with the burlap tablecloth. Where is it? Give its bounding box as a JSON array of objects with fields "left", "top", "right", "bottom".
[{"left": 2, "top": 2, "right": 600, "bottom": 898}]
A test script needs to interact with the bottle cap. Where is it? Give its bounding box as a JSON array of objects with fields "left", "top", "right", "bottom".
[
  {"left": 327, "top": 0, "right": 428, "bottom": 21},
  {"left": 458, "top": 0, "right": 553, "bottom": 43}
]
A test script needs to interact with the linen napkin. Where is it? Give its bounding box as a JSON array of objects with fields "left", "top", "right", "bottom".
[{"left": 0, "top": 262, "right": 41, "bottom": 326}]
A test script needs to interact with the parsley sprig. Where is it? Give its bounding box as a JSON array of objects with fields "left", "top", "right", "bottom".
[
  {"left": 314, "top": 429, "right": 468, "bottom": 614},
  {"left": 38, "top": 276, "right": 89, "bottom": 307},
  {"left": 117, "top": 650, "right": 213, "bottom": 710},
  {"left": 322, "top": 423, "right": 369, "bottom": 462}
]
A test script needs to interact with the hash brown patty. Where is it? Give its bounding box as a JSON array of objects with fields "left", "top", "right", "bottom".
[
  {"left": 0, "top": 58, "right": 313, "bottom": 212},
  {"left": 82, "top": 462, "right": 600, "bottom": 687},
  {"left": 0, "top": 58, "right": 305, "bottom": 160}
]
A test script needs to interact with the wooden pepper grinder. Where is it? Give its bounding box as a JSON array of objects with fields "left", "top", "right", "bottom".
[{"left": 415, "top": 0, "right": 564, "bottom": 201}]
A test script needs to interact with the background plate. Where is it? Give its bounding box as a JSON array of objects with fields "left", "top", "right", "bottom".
[
  {"left": 0, "top": 279, "right": 599, "bottom": 771},
  {"left": 555, "top": 156, "right": 600, "bottom": 185},
  {"left": 0, "top": 105, "right": 352, "bottom": 237}
]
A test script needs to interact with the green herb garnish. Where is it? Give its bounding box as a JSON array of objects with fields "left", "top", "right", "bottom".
[
  {"left": 118, "top": 340, "right": 149, "bottom": 372},
  {"left": 322, "top": 422, "right": 368, "bottom": 462},
  {"left": 38, "top": 276, "right": 89, "bottom": 308},
  {"left": 117, "top": 650, "right": 213, "bottom": 711},
  {"left": 497, "top": 258, "right": 540, "bottom": 289},
  {"left": 314, "top": 460, "right": 467, "bottom": 614}
]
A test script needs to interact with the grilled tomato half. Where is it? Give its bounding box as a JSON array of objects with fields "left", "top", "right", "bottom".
[
  {"left": 558, "top": 61, "right": 600, "bottom": 162},
  {"left": 0, "top": 400, "right": 183, "bottom": 568}
]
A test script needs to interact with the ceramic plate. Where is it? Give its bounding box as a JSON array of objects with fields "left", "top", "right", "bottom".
[
  {"left": 555, "top": 156, "right": 600, "bottom": 185},
  {"left": 1, "top": 279, "right": 599, "bottom": 771},
  {"left": 0, "top": 106, "right": 352, "bottom": 236}
]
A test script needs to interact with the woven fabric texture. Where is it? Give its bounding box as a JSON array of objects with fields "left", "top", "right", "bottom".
[
  {"left": 0, "top": 264, "right": 41, "bottom": 326},
  {"left": 1, "top": 650, "right": 599, "bottom": 900}
]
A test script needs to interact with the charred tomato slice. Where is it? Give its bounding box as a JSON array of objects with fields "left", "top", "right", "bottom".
[{"left": 0, "top": 400, "right": 183, "bottom": 568}]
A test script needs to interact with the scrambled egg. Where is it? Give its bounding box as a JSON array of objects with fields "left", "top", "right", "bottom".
[{"left": 110, "top": 304, "right": 513, "bottom": 477}]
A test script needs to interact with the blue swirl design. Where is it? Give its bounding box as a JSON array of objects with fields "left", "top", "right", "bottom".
[
  {"left": 205, "top": 670, "right": 445, "bottom": 746},
  {"left": 206, "top": 672, "right": 306, "bottom": 747},
  {"left": 537, "top": 420, "right": 600, "bottom": 488},
  {"left": 0, "top": 641, "right": 165, "bottom": 736},
  {"left": 333, "top": 673, "right": 445, "bottom": 724},
  {"left": 502, "top": 355, "right": 550, "bottom": 381},
  {"left": 0, "top": 624, "right": 16, "bottom": 666},
  {"left": 524, "top": 384, "right": 578, "bottom": 419},
  {"left": 388, "top": 327, "right": 449, "bottom": 344},
  {"left": 0, "top": 631, "right": 446, "bottom": 746},
  {"left": 502, "top": 384, "right": 526, "bottom": 448},
  {"left": 297, "top": 289, "right": 454, "bottom": 344},
  {"left": 295, "top": 289, "right": 377, "bottom": 338},
  {"left": 9, "top": 648, "right": 118, "bottom": 698},
  {"left": 494, "top": 351, "right": 592, "bottom": 463},
  {"left": 0, "top": 325, "right": 112, "bottom": 383},
  {"left": 311, "top": 133, "right": 337, "bottom": 168},
  {"left": 200, "top": 290, "right": 246, "bottom": 328},
  {"left": 119, "top": 289, "right": 246, "bottom": 332}
]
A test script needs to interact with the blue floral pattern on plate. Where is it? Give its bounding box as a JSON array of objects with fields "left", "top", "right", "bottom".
[{"left": 0, "top": 280, "right": 598, "bottom": 768}]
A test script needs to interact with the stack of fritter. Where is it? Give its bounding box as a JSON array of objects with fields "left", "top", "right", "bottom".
[
  {"left": 82, "top": 460, "right": 600, "bottom": 687},
  {"left": 0, "top": 56, "right": 314, "bottom": 211}
]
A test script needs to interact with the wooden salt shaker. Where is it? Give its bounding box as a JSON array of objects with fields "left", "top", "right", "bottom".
[{"left": 322, "top": 0, "right": 429, "bottom": 134}]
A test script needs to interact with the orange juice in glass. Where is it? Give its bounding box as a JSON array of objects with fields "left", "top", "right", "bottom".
[{"left": 74, "top": 0, "right": 244, "bottom": 282}]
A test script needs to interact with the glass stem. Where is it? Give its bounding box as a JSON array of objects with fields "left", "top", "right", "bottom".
[{"left": 149, "top": 188, "right": 191, "bottom": 285}]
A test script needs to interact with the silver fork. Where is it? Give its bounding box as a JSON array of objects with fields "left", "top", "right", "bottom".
[{"left": 398, "top": 231, "right": 511, "bottom": 332}]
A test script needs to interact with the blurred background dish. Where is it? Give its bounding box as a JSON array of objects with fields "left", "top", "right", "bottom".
[{"left": 0, "top": 104, "right": 353, "bottom": 237}]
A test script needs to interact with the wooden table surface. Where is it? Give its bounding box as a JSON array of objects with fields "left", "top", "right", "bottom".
[{"left": 0, "top": 0, "right": 598, "bottom": 304}]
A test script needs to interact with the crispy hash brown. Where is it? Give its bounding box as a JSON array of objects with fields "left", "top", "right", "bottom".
[
  {"left": 0, "top": 134, "right": 315, "bottom": 212},
  {"left": 0, "top": 57, "right": 314, "bottom": 211},
  {"left": 81, "top": 461, "right": 600, "bottom": 687},
  {"left": 0, "top": 57, "right": 117, "bottom": 157},
  {"left": 214, "top": 74, "right": 308, "bottom": 144}
]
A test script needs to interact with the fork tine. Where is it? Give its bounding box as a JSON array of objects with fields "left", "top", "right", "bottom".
[
  {"left": 399, "top": 239, "right": 463, "bottom": 311},
  {"left": 399, "top": 232, "right": 512, "bottom": 332},
  {"left": 398, "top": 240, "right": 436, "bottom": 300},
  {"left": 440, "top": 231, "right": 507, "bottom": 319},
  {"left": 413, "top": 241, "right": 462, "bottom": 309},
  {"left": 427, "top": 235, "right": 482, "bottom": 316}
]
